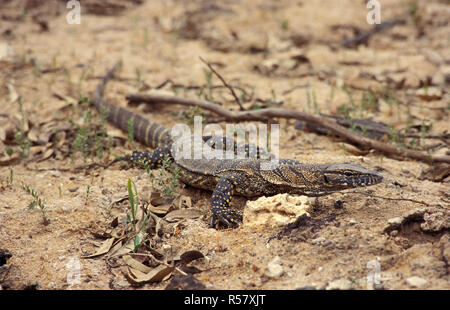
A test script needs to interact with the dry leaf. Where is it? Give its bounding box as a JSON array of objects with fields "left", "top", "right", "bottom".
[
  {"left": 52, "top": 130, "right": 66, "bottom": 148},
  {"left": 164, "top": 209, "right": 203, "bottom": 222},
  {"left": 122, "top": 255, "right": 153, "bottom": 273},
  {"left": 150, "top": 191, "right": 170, "bottom": 206},
  {"left": 107, "top": 239, "right": 123, "bottom": 257},
  {"left": 124, "top": 265, "right": 175, "bottom": 284},
  {"left": 173, "top": 195, "right": 192, "bottom": 209},
  {"left": 180, "top": 250, "right": 205, "bottom": 265},
  {"left": 27, "top": 128, "right": 40, "bottom": 144},
  {"left": 109, "top": 194, "right": 129, "bottom": 208},
  {"left": 106, "top": 127, "right": 128, "bottom": 140},
  {"left": 7, "top": 83, "right": 19, "bottom": 103},
  {"left": 0, "top": 155, "right": 21, "bottom": 167},
  {"left": 148, "top": 204, "right": 172, "bottom": 216},
  {"left": 415, "top": 87, "right": 443, "bottom": 101},
  {"left": 83, "top": 237, "right": 115, "bottom": 258},
  {"left": 37, "top": 148, "right": 54, "bottom": 162},
  {"left": 52, "top": 92, "right": 78, "bottom": 107},
  {"left": 341, "top": 143, "right": 370, "bottom": 156},
  {"left": 110, "top": 238, "right": 135, "bottom": 257},
  {"left": 419, "top": 164, "right": 450, "bottom": 182}
]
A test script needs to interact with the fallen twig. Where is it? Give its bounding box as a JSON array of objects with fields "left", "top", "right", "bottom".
[
  {"left": 199, "top": 56, "right": 245, "bottom": 111},
  {"left": 126, "top": 92, "right": 450, "bottom": 164},
  {"left": 341, "top": 19, "right": 405, "bottom": 48}
]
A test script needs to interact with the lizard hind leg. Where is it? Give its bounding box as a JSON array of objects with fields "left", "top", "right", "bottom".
[{"left": 210, "top": 176, "right": 243, "bottom": 228}]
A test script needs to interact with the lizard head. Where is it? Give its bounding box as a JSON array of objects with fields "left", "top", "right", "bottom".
[
  {"left": 260, "top": 160, "right": 383, "bottom": 196},
  {"left": 321, "top": 163, "right": 383, "bottom": 190}
]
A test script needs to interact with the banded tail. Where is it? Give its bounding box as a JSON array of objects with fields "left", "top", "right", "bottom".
[{"left": 92, "top": 62, "right": 172, "bottom": 149}]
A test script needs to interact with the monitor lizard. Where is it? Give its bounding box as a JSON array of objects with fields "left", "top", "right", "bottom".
[{"left": 92, "top": 63, "right": 383, "bottom": 228}]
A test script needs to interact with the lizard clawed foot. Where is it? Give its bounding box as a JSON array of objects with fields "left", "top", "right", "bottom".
[{"left": 210, "top": 209, "right": 243, "bottom": 229}]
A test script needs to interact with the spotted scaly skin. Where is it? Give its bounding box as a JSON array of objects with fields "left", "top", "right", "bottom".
[{"left": 93, "top": 64, "right": 383, "bottom": 228}]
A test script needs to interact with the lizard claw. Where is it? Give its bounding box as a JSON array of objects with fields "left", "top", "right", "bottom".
[{"left": 210, "top": 209, "right": 243, "bottom": 228}]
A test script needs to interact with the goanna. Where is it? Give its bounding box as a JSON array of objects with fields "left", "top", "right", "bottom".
[{"left": 92, "top": 63, "right": 383, "bottom": 228}]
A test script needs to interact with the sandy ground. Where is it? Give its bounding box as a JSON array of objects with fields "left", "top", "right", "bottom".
[{"left": 0, "top": 0, "right": 449, "bottom": 290}]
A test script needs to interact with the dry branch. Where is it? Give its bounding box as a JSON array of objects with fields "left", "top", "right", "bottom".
[
  {"left": 126, "top": 92, "right": 450, "bottom": 164},
  {"left": 199, "top": 56, "right": 245, "bottom": 111}
]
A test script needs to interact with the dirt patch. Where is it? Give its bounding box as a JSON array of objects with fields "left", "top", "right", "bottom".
[{"left": 0, "top": 0, "right": 449, "bottom": 290}]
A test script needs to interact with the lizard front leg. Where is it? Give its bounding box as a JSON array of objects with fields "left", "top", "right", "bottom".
[
  {"left": 210, "top": 175, "right": 243, "bottom": 228},
  {"left": 125, "top": 146, "right": 172, "bottom": 169}
]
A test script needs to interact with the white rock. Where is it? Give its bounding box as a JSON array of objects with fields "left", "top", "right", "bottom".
[
  {"left": 311, "top": 237, "right": 326, "bottom": 245},
  {"left": 244, "top": 194, "right": 311, "bottom": 229},
  {"left": 388, "top": 217, "right": 403, "bottom": 225},
  {"left": 326, "top": 278, "right": 353, "bottom": 290},
  {"left": 265, "top": 256, "right": 284, "bottom": 279},
  {"left": 406, "top": 276, "right": 428, "bottom": 288}
]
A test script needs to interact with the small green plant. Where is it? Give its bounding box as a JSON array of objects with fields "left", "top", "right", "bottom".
[
  {"left": 409, "top": 138, "right": 418, "bottom": 149},
  {"left": 72, "top": 125, "right": 88, "bottom": 162},
  {"left": 32, "top": 59, "right": 41, "bottom": 78},
  {"left": 6, "top": 147, "right": 13, "bottom": 157},
  {"left": 85, "top": 184, "right": 91, "bottom": 204},
  {"left": 7, "top": 169, "right": 14, "bottom": 186},
  {"left": 264, "top": 89, "right": 279, "bottom": 108},
  {"left": 328, "top": 85, "right": 335, "bottom": 109},
  {"left": 340, "top": 143, "right": 348, "bottom": 155},
  {"left": 77, "top": 65, "right": 89, "bottom": 97},
  {"left": 306, "top": 87, "right": 312, "bottom": 111},
  {"left": 22, "top": 184, "right": 50, "bottom": 225},
  {"left": 63, "top": 67, "right": 73, "bottom": 91},
  {"left": 127, "top": 178, "right": 139, "bottom": 230},
  {"left": 142, "top": 27, "right": 149, "bottom": 48},
  {"left": 341, "top": 84, "right": 355, "bottom": 110},
  {"left": 312, "top": 89, "right": 319, "bottom": 114},
  {"left": 147, "top": 155, "right": 180, "bottom": 200},
  {"left": 203, "top": 68, "right": 214, "bottom": 100},
  {"left": 172, "top": 86, "right": 181, "bottom": 96},
  {"left": 337, "top": 104, "right": 351, "bottom": 119},
  {"left": 408, "top": 1, "right": 419, "bottom": 25},
  {"left": 177, "top": 105, "right": 205, "bottom": 129},
  {"left": 14, "top": 97, "right": 31, "bottom": 159},
  {"left": 252, "top": 103, "right": 262, "bottom": 110},
  {"left": 135, "top": 67, "right": 143, "bottom": 91},
  {"left": 125, "top": 178, "right": 150, "bottom": 251},
  {"left": 71, "top": 99, "right": 113, "bottom": 163},
  {"left": 361, "top": 91, "right": 379, "bottom": 114},
  {"left": 387, "top": 124, "right": 404, "bottom": 149}
]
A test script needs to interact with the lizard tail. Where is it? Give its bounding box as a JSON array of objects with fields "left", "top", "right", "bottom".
[{"left": 92, "top": 61, "right": 172, "bottom": 149}]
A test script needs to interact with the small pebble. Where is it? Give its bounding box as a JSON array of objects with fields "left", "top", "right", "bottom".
[
  {"left": 265, "top": 256, "right": 284, "bottom": 279},
  {"left": 388, "top": 217, "right": 403, "bottom": 225}
]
